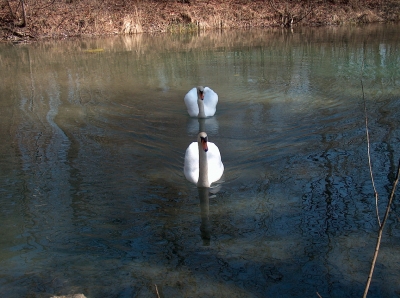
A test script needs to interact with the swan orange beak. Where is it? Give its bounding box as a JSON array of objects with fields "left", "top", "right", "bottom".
[{"left": 201, "top": 136, "right": 208, "bottom": 152}]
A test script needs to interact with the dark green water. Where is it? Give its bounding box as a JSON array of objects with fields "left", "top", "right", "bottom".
[{"left": 1, "top": 24, "right": 400, "bottom": 297}]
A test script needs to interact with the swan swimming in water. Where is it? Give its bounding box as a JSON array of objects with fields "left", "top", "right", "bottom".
[
  {"left": 184, "top": 86, "right": 218, "bottom": 118},
  {"left": 184, "top": 132, "right": 224, "bottom": 188}
]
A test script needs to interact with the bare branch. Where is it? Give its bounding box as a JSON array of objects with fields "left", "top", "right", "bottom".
[
  {"left": 5, "top": 0, "right": 16, "bottom": 19},
  {"left": 361, "top": 43, "right": 400, "bottom": 296},
  {"left": 292, "top": 2, "right": 314, "bottom": 25},
  {"left": 363, "top": 159, "right": 400, "bottom": 297},
  {"left": 155, "top": 284, "right": 161, "bottom": 298},
  {"left": 361, "top": 78, "right": 381, "bottom": 226},
  {"left": 12, "top": 0, "right": 27, "bottom": 27},
  {"left": 34, "top": 0, "right": 57, "bottom": 11},
  {"left": 269, "top": 0, "right": 314, "bottom": 27},
  {"left": 269, "top": 0, "right": 285, "bottom": 15}
]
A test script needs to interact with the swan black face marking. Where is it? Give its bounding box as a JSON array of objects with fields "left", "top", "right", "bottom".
[
  {"left": 199, "top": 90, "right": 204, "bottom": 100},
  {"left": 201, "top": 136, "right": 208, "bottom": 152}
]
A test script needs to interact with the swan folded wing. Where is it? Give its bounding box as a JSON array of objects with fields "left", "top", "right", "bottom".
[
  {"left": 206, "top": 142, "right": 224, "bottom": 183},
  {"left": 203, "top": 87, "right": 218, "bottom": 117},
  {"left": 183, "top": 142, "right": 199, "bottom": 184},
  {"left": 184, "top": 88, "right": 199, "bottom": 117}
]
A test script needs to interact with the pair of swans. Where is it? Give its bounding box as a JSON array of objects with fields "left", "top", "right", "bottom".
[{"left": 183, "top": 87, "right": 224, "bottom": 188}]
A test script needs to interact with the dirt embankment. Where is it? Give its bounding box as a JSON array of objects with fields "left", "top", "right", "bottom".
[{"left": 1, "top": 0, "right": 400, "bottom": 42}]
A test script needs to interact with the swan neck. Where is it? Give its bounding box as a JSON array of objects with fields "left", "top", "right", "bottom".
[
  {"left": 197, "top": 143, "right": 209, "bottom": 187},
  {"left": 197, "top": 98, "right": 206, "bottom": 118}
]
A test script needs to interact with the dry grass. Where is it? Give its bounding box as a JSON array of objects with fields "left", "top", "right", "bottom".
[{"left": 121, "top": 6, "right": 143, "bottom": 34}]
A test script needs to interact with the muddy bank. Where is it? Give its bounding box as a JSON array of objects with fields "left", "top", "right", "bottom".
[{"left": 1, "top": 0, "right": 400, "bottom": 42}]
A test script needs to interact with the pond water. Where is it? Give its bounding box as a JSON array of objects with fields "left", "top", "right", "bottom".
[{"left": 1, "top": 24, "right": 400, "bottom": 298}]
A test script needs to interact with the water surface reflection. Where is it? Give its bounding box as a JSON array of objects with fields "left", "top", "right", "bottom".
[{"left": 0, "top": 24, "right": 400, "bottom": 297}]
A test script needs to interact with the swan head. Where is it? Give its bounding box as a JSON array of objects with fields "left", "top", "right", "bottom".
[
  {"left": 197, "top": 86, "right": 205, "bottom": 100},
  {"left": 198, "top": 132, "right": 208, "bottom": 152}
]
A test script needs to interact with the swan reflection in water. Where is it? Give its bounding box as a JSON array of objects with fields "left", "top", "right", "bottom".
[
  {"left": 184, "top": 131, "right": 224, "bottom": 244},
  {"left": 186, "top": 117, "right": 219, "bottom": 136},
  {"left": 198, "top": 187, "right": 211, "bottom": 245}
]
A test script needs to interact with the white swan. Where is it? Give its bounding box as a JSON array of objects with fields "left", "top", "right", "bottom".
[
  {"left": 184, "top": 132, "right": 224, "bottom": 187},
  {"left": 184, "top": 86, "right": 218, "bottom": 118}
]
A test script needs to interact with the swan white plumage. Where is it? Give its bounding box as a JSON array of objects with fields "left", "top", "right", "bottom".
[
  {"left": 184, "top": 86, "right": 218, "bottom": 118},
  {"left": 184, "top": 132, "right": 224, "bottom": 187}
]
